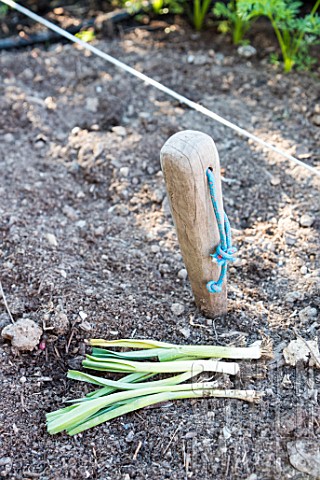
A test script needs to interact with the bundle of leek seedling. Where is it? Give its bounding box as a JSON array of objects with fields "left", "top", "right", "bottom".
[
  {"left": 46, "top": 338, "right": 270, "bottom": 435},
  {"left": 87, "top": 338, "right": 272, "bottom": 361}
]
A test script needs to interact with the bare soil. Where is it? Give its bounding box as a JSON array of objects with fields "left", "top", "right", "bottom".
[{"left": 0, "top": 17, "right": 319, "bottom": 480}]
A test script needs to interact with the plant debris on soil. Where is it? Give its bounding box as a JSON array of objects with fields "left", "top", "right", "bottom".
[{"left": 0, "top": 12, "right": 319, "bottom": 480}]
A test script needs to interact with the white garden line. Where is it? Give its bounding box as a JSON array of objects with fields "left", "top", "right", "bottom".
[{"left": 1, "top": 0, "right": 319, "bottom": 178}]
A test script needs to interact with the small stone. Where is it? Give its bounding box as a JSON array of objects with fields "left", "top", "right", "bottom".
[
  {"left": 315, "top": 104, "right": 320, "bottom": 114},
  {"left": 179, "top": 327, "right": 190, "bottom": 338},
  {"left": 62, "top": 205, "right": 78, "bottom": 221},
  {"left": 79, "top": 311, "right": 88, "bottom": 321},
  {"left": 22, "top": 68, "right": 33, "bottom": 80},
  {"left": 283, "top": 338, "right": 319, "bottom": 366},
  {"left": 112, "top": 126, "right": 127, "bottom": 137},
  {"left": 52, "top": 312, "right": 69, "bottom": 335},
  {"left": 285, "top": 291, "right": 304, "bottom": 304},
  {"left": 193, "top": 55, "right": 208, "bottom": 66},
  {"left": 281, "top": 374, "right": 292, "bottom": 388},
  {"left": 285, "top": 235, "right": 296, "bottom": 246},
  {"left": 299, "top": 214, "right": 315, "bottom": 227},
  {"left": 132, "top": 177, "right": 139, "bottom": 186},
  {"left": 85, "top": 97, "right": 99, "bottom": 113},
  {"left": 71, "top": 126, "right": 81, "bottom": 135},
  {"left": 126, "top": 431, "right": 134, "bottom": 442},
  {"left": 76, "top": 220, "right": 87, "bottom": 228},
  {"left": 68, "top": 356, "right": 84, "bottom": 369},
  {"left": 237, "top": 45, "right": 257, "bottom": 58},
  {"left": 270, "top": 176, "right": 281, "bottom": 186},
  {"left": 79, "top": 321, "right": 92, "bottom": 332},
  {"left": 159, "top": 263, "right": 170, "bottom": 274},
  {"left": 19, "top": 376, "right": 27, "bottom": 383},
  {"left": 0, "top": 458, "right": 11, "bottom": 467},
  {"left": 288, "top": 440, "right": 320, "bottom": 478},
  {"left": 162, "top": 196, "right": 171, "bottom": 217},
  {"left": 300, "top": 266, "right": 308, "bottom": 275},
  {"left": 178, "top": 269, "right": 188, "bottom": 280},
  {"left": 311, "top": 114, "right": 320, "bottom": 126},
  {"left": 151, "top": 245, "right": 160, "bottom": 254},
  {"left": 138, "top": 111, "right": 151, "bottom": 120},
  {"left": 35, "top": 139, "right": 46, "bottom": 149},
  {"left": 214, "top": 53, "right": 225, "bottom": 65},
  {"left": 222, "top": 426, "right": 232, "bottom": 440},
  {"left": 108, "top": 204, "right": 129, "bottom": 216},
  {"left": 299, "top": 306, "right": 318, "bottom": 323},
  {"left": 233, "top": 257, "right": 244, "bottom": 267},
  {"left": 4, "top": 133, "right": 14, "bottom": 143},
  {"left": 171, "top": 303, "right": 185, "bottom": 316},
  {"left": 94, "top": 226, "right": 105, "bottom": 237},
  {"left": 0, "top": 313, "right": 10, "bottom": 329},
  {"left": 187, "top": 54, "right": 195, "bottom": 64},
  {"left": 295, "top": 145, "right": 312, "bottom": 159},
  {"left": 60, "top": 269, "right": 67, "bottom": 279},
  {"left": 44, "top": 96, "right": 56, "bottom": 110},
  {"left": 119, "top": 167, "right": 129, "bottom": 177},
  {"left": 151, "top": 188, "right": 165, "bottom": 204},
  {"left": 45, "top": 233, "right": 58, "bottom": 247},
  {"left": 1, "top": 318, "right": 42, "bottom": 351}
]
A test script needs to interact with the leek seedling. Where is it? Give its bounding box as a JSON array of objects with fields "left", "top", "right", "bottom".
[
  {"left": 67, "top": 370, "right": 198, "bottom": 391},
  {"left": 47, "top": 371, "right": 199, "bottom": 429},
  {"left": 47, "top": 383, "right": 262, "bottom": 435},
  {"left": 88, "top": 338, "right": 176, "bottom": 349},
  {"left": 83, "top": 356, "right": 240, "bottom": 375},
  {"left": 67, "top": 388, "right": 263, "bottom": 436},
  {"left": 50, "top": 371, "right": 152, "bottom": 419},
  {"left": 88, "top": 338, "right": 272, "bottom": 361}
]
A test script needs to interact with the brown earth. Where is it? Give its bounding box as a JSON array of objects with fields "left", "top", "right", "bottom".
[{"left": 0, "top": 17, "right": 319, "bottom": 480}]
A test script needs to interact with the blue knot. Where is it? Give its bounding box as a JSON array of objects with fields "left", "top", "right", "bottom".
[
  {"left": 206, "top": 168, "right": 237, "bottom": 295},
  {"left": 206, "top": 279, "right": 224, "bottom": 294},
  {"left": 210, "top": 245, "right": 237, "bottom": 266}
]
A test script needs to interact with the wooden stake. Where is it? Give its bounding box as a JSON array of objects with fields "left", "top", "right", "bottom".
[{"left": 160, "top": 130, "right": 226, "bottom": 318}]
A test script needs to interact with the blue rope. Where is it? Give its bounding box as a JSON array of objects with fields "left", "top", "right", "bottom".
[{"left": 206, "top": 168, "right": 237, "bottom": 294}]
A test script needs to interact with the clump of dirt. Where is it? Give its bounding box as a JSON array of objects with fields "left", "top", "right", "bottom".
[{"left": 1, "top": 318, "right": 42, "bottom": 351}]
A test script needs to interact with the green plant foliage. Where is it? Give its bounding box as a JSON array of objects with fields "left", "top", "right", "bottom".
[
  {"left": 213, "top": 0, "right": 252, "bottom": 44},
  {"left": 151, "top": 0, "right": 185, "bottom": 14},
  {"left": 0, "top": 4, "right": 8, "bottom": 16},
  {"left": 192, "top": 0, "right": 212, "bottom": 30},
  {"left": 123, "top": 0, "right": 185, "bottom": 15},
  {"left": 75, "top": 29, "right": 96, "bottom": 42},
  {"left": 46, "top": 338, "right": 267, "bottom": 435},
  {"left": 118, "top": 0, "right": 212, "bottom": 30},
  {"left": 238, "top": 0, "right": 320, "bottom": 72}
]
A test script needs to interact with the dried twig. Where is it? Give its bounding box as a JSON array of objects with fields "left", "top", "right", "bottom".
[
  {"left": 133, "top": 440, "right": 142, "bottom": 461},
  {"left": 0, "top": 280, "right": 15, "bottom": 324},
  {"left": 162, "top": 425, "right": 180, "bottom": 456}
]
